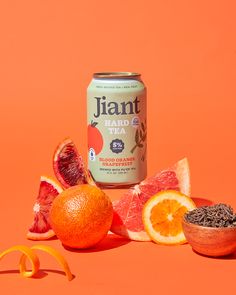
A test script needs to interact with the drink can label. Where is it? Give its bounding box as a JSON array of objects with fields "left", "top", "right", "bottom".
[{"left": 87, "top": 73, "right": 147, "bottom": 187}]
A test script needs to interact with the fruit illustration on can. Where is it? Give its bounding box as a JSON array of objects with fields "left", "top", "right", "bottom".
[{"left": 88, "top": 121, "right": 103, "bottom": 155}]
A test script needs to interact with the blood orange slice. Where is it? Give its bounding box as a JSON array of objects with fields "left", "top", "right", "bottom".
[
  {"left": 110, "top": 158, "right": 190, "bottom": 241},
  {"left": 27, "top": 176, "right": 63, "bottom": 240},
  {"left": 53, "top": 138, "right": 95, "bottom": 188}
]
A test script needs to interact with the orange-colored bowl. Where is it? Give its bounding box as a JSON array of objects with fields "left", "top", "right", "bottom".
[{"left": 182, "top": 218, "right": 236, "bottom": 257}]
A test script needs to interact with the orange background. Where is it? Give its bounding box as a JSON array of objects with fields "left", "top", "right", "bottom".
[{"left": 0, "top": 0, "right": 236, "bottom": 294}]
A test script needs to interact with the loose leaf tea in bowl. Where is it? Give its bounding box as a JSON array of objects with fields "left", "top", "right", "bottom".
[
  {"left": 184, "top": 203, "right": 236, "bottom": 228},
  {"left": 182, "top": 204, "right": 236, "bottom": 257}
]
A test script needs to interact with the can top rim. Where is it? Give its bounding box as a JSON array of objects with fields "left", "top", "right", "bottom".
[{"left": 93, "top": 72, "right": 141, "bottom": 79}]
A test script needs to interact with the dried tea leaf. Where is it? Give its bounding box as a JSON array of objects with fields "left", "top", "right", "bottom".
[{"left": 185, "top": 204, "right": 236, "bottom": 228}]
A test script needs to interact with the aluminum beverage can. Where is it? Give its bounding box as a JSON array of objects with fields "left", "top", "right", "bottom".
[{"left": 87, "top": 72, "right": 147, "bottom": 188}]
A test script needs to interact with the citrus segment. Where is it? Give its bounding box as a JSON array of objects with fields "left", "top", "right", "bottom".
[
  {"left": 143, "top": 190, "right": 196, "bottom": 245},
  {"left": 27, "top": 176, "right": 63, "bottom": 240},
  {"left": 0, "top": 245, "right": 40, "bottom": 278},
  {"left": 111, "top": 158, "right": 190, "bottom": 241},
  {"left": 53, "top": 138, "right": 95, "bottom": 188}
]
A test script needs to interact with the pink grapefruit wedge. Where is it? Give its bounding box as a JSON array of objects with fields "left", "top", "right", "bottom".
[{"left": 110, "top": 158, "right": 190, "bottom": 241}]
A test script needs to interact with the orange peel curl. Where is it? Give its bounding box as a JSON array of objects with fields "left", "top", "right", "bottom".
[{"left": 0, "top": 244, "right": 73, "bottom": 281}]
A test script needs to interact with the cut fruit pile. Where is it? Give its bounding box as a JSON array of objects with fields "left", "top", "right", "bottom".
[
  {"left": 27, "top": 137, "right": 194, "bottom": 247},
  {"left": 28, "top": 138, "right": 94, "bottom": 241},
  {"left": 110, "top": 158, "right": 191, "bottom": 241},
  {"left": 0, "top": 245, "right": 73, "bottom": 280}
]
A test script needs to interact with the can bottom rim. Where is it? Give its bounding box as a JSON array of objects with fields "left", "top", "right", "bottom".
[{"left": 95, "top": 181, "right": 140, "bottom": 189}]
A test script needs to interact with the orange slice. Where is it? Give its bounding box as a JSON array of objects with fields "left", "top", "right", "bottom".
[
  {"left": 0, "top": 245, "right": 73, "bottom": 281},
  {"left": 142, "top": 190, "right": 196, "bottom": 245}
]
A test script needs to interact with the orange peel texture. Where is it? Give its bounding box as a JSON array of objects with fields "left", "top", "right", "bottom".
[
  {"left": 28, "top": 245, "right": 74, "bottom": 281},
  {"left": 0, "top": 245, "right": 40, "bottom": 278},
  {"left": 0, "top": 245, "right": 74, "bottom": 281}
]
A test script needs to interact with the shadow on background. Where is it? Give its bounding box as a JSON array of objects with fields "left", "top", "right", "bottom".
[
  {"left": 46, "top": 236, "right": 58, "bottom": 241},
  {"left": 0, "top": 268, "right": 75, "bottom": 279},
  {"left": 192, "top": 249, "right": 236, "bottom": 260},
  {"left": 63, "top": 233, "right": 130, "bottom": 253}
]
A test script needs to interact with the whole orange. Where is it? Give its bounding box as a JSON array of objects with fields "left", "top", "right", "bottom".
[{"left": 50, "top": 184, "right": 113, "bottom": 249}]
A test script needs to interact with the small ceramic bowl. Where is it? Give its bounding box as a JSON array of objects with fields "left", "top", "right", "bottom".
[{"left": 182, "top": 218, "right": 236, "bottom": 257}]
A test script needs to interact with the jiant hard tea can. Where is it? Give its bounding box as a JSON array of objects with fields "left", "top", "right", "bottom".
[{"left": 87, "top": 72, "right": 147, "bottom": 188}]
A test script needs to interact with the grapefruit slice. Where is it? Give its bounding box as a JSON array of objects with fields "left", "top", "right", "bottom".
[
  {"left": 143, "top": 190, "right": 196, "bottom": 245},
  {"left": 110, "top": 158, "right": 190, "bottom": 241},
  {"left": 53, "top": 138, "right": 95, "bottom": 188},
  {"left": 27, "top": 176, "right": 63, "bottom": 240}
]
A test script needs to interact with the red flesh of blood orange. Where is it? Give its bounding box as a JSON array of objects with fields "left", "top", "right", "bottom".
[
  {"left": 53, "top": 138, "right": 95, "bottom": 188},
  {"left": 27, "top": 176, "right": 63, "bottom": 240}
]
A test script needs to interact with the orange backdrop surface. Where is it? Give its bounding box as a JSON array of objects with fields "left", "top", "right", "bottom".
[{"left": 0, "top": 1, "right": 236, "bottom": 294}]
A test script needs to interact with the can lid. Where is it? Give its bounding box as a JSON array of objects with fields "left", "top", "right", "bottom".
[{"left": 93, "top": 72, "right": 141, "bottom": 79}]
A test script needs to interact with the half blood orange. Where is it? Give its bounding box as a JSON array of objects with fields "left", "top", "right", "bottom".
[
  {"left": 53, "top": 138, "right": 95, "bottom": 188},
  {"left": 110, "top": 158, "right": 190, "bottom": 241},
  {"left": 27, "top": 176, "right": 63, "bottom": 240}
]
